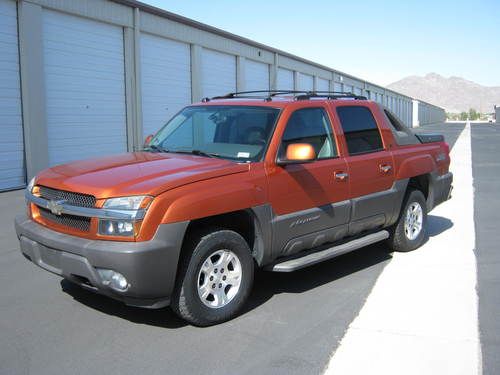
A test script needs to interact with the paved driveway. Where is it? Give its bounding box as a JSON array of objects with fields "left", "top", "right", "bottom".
[{"left": 3, "top": 122, "right": 497, "bottom": 375}]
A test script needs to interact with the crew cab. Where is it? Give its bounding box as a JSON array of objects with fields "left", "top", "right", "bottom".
[{"left": 15, "top": 91, "right": 453, "bottom": 326}]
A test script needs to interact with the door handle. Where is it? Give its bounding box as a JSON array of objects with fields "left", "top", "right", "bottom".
[
  {"left": 334, "top": 171, "right": 349, "bottom": 181},
  {"left": 379, "top": 164, "right": 392, "bottom": 174}
]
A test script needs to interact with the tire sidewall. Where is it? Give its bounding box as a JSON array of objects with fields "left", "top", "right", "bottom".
[
  {"left": 180, "top": 230, "right": 254, "bottom": 325},
  {"left": 398, "top": 190, "right": 428, "bottom": 251}
]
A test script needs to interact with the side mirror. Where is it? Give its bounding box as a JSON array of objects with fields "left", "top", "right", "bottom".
[
  {"left": 143, "top": 134, "right": 154, "bottom": 148},
  {"left": 277, "top": 143, "right": 316, "bottom": 165}
]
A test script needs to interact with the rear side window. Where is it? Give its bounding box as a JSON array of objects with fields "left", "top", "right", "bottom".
[{"left": 336, "top": 106, "right": 383, "bottom": 155}]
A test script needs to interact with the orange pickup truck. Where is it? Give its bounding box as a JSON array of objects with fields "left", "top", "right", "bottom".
[{"left": 15, "top": 91, "right": 452, "bottom": 326}]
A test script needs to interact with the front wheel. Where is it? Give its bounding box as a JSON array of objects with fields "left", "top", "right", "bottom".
[
  {"left": 171, "top": 229, "right": 254, "bottom": 326},
  {"left": 387, "top": 189, "right": 427, "bottom": 252}
]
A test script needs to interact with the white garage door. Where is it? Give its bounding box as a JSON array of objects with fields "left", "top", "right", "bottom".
[
  {"left": 277, "top": 68, "right": 294, "bottom": 90},
  {"left": 333, "top": 82, "right": 343, "bottom": 92},
  {"left": 201, "top": 49, "right": 236, "bottom": 98},
  {"left": 317, "top": 78, "right": 329, "bottom": 92},
  {"left": 43, "top": 10, "right": 127, "bottom": 166},
  {"left": 244, "top": 59, "right": 269, "bottom": 92},
  {"left": 297, "top": 73, "right": 314, "bottom": 91},
  {"left": 0, "top": 0, "right": 24, "bottom": 190},
  {"left": 141, "top": 33, "right": 191, "bottom": 138}
]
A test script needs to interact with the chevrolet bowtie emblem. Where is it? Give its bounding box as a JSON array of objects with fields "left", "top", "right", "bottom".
[{"left": 47, "top": 200, "right": 66, "bottom": 216}]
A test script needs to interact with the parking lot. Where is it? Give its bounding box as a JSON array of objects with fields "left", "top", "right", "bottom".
[{"left": 1, "top": 122, "right": 498, "bottom": 375}]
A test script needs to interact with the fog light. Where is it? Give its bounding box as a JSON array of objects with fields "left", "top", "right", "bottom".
[
  {"left": 96, "top": 269, "right": 129, "bottom": 291},
  {"left": 98, "top": 219, "right": 135, "bottom": 237}
]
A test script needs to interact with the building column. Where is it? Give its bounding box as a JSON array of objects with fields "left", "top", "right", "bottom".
[
  {"left": 191, "top": 44, "right": 203, "bottom": 102},
  {"left": 293, "top": 71, "right": 300, "bottom": 91},
  {"left": 132, "top": 8, "right": 144, "bottom": 145},
  {"left": 269, "top": 53, "right": 278, "bottom": 90},
  {"left": 236, "top": 56, "right": 245, "bottom": 92},
  {"left": 18, "top": 1, "right": 49, "bottom": 178},
  {"left": 124, "top": 26, "right": 138, "bottom": 150}
]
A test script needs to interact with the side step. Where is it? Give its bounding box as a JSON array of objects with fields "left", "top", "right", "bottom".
[{"left": 268, "top": 230, "right": 389, "bottom": 272}]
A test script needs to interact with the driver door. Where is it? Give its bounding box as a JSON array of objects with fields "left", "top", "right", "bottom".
[{"left": 266, "top": 106, "right": 350, "bottom": 257}]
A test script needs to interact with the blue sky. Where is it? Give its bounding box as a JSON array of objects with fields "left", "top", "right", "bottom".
[{"left": 145, "top": 0, "right": 500, "bottom": 87}]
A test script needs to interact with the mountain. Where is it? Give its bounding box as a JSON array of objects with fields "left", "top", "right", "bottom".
[{"left": 387, "top": 73, "right": 500, "bottom": 113}]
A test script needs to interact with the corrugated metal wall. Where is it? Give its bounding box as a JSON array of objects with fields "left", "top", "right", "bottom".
[
  {"left": 0, "top": 0, "right": 24, "bottom": 191},
  {"left": 0, "top": 0, "right": 446, "bottom": 190},
  {"left": 42, "top": 9, "right": 128, "bottom": 166}
]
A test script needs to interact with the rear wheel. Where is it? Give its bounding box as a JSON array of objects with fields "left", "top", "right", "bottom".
[
  {"left": 387, "top": 189, "right": 427, "bottom": 252},
  {"left": 171, "top": 229, "right": 254, "bottom": 326}
]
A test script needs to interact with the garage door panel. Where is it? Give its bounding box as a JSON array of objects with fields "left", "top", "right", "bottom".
[
  {"left": 244, "top": 59, "right": 269, "bottom": 91},
  {"left": 201, "top": 49, "right": 236, "bottom": 98},
  {"left": 277, "top": 68, "right": 294, "bottom": 90},
  {"left": 0, "top": 0, "right": 24, "bottom": 190},
  {"left": 43, "top": 15, "right": 123, "bottom": 49},
  {"left": 140, "top": 33, "right": 191, "bottom": 137},
  {"left": 298, "top": 73, "right": 314, "bottom": 91},
  {"left": 43, "top": 79, "right": 124, "bottom": 95},
  {"left": 43, "top": 9, "right": 127, "bottom": 166},
  {"left": 317, "top": 78, "right": 329, "bottom": 92}
]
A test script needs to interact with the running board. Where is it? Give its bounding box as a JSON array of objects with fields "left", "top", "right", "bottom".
[{"left": 268, "top": 230, "right": 389, "bottom": 272}]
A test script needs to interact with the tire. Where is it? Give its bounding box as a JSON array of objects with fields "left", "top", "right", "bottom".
[
  {"left": 387, "top": 189, "right": 427, "bottom": 252},
  {"left": 171, "top": 229, "right": 254, "bottom": 326}
]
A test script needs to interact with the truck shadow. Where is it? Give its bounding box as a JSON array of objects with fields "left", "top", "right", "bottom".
[
  {"left": 60, "top": 214, "right": 452, "bottom": 328},
  {"left": 243, "top": 243, "right": 392, "bottom": 315},
  {"left": 427, "top": 214, "right": 453, "bottom": 238},
  {"left": 60, "top": 245, "right": 392, "bottom": 329},
  {"left": 60, "top": 280, "right": 188, "bottom": 329}
]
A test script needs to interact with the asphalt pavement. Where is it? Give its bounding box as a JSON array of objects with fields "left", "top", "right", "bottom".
[
  {"left": 2, "top": 121, "right": 497, "bottom": 375},
  {"left": 471, "top": 122, "right": 500, "bottom": 374}
]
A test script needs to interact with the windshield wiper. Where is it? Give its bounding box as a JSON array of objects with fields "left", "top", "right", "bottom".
[
  {"left": 144, "top": 144, "right": 168, "bottom": 153},
  {"left": 172, "top": 149, "right": 220, "bottom": 158}
]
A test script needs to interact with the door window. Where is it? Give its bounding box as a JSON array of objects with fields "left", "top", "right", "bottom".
[
  {"left": 336, "top": 106, "right": 383, "bottom": 155},
  {"left": 279, "top": 108, "right": 337, "bottom": 160}
]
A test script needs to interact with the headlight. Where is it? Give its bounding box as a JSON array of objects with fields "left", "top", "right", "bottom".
[
  {"left": 99, "top": 196, "right": 152, "bottom": 237},
  {"left": 103, "top": 195, "right": 151, "bottom": 210},
  {"left": 27, "top": 177, "right": 35, "bottom": 193},
  {"left": 99, "top": 219, "right": 136, "bottom": 237}
]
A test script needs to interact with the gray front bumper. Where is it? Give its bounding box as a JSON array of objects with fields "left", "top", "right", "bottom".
[{"left": 15, "top": 214, "right": 189, "bottom": 308}]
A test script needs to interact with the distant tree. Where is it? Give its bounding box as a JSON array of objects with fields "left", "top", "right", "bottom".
[
  {"left": 447, "top": 112, "right": 461, "bottom": 121},
  {"left": 459, "top": 111, "right": 468, "bottom": 121},
  {"left": 468, "top": 108, "right": 480, "bottom": 121}
]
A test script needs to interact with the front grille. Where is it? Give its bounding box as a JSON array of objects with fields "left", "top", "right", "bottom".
[
  {"left": 39, "top": 186, "right": 96, "bottom": 208},
  {"left": 39, "top": 207, "right": 91, "bottom": 232}
]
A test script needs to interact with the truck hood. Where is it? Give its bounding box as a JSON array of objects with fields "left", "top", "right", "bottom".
[{"left": 35, "top": 152, "right": 250, "bottom": 199}]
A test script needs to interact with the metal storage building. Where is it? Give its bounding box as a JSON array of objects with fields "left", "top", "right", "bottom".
[{"left": 0, "top": 0, "right": 445, "bottom": 191}]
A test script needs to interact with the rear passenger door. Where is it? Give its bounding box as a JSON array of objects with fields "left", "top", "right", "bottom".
[{"left": 334, "top": 104, "right": 396, "bottom": 235}]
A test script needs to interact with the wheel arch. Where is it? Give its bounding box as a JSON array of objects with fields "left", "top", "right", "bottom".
[
  {"left": 179, "top": 205, "right": 273, "bottom": 268},
  {"left": 403, "top": 172, "right": 437, "bottom": 213}
]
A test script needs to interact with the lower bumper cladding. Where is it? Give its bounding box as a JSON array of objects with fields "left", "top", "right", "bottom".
[{"left": 15, "top": 214, "right": 189, "bottom": 309}]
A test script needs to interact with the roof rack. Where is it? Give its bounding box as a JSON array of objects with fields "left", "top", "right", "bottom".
[{"left": 207, "top": 90, "right": 367, "bottom": 102}]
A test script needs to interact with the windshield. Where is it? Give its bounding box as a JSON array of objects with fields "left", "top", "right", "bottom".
[{"left": 148, "top": 106, "right": 280, "bottom": 162}]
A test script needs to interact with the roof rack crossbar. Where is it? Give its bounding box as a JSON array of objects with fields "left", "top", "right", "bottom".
[{"left": 210, "top": 90, "right": 367, "bottom": 101}]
